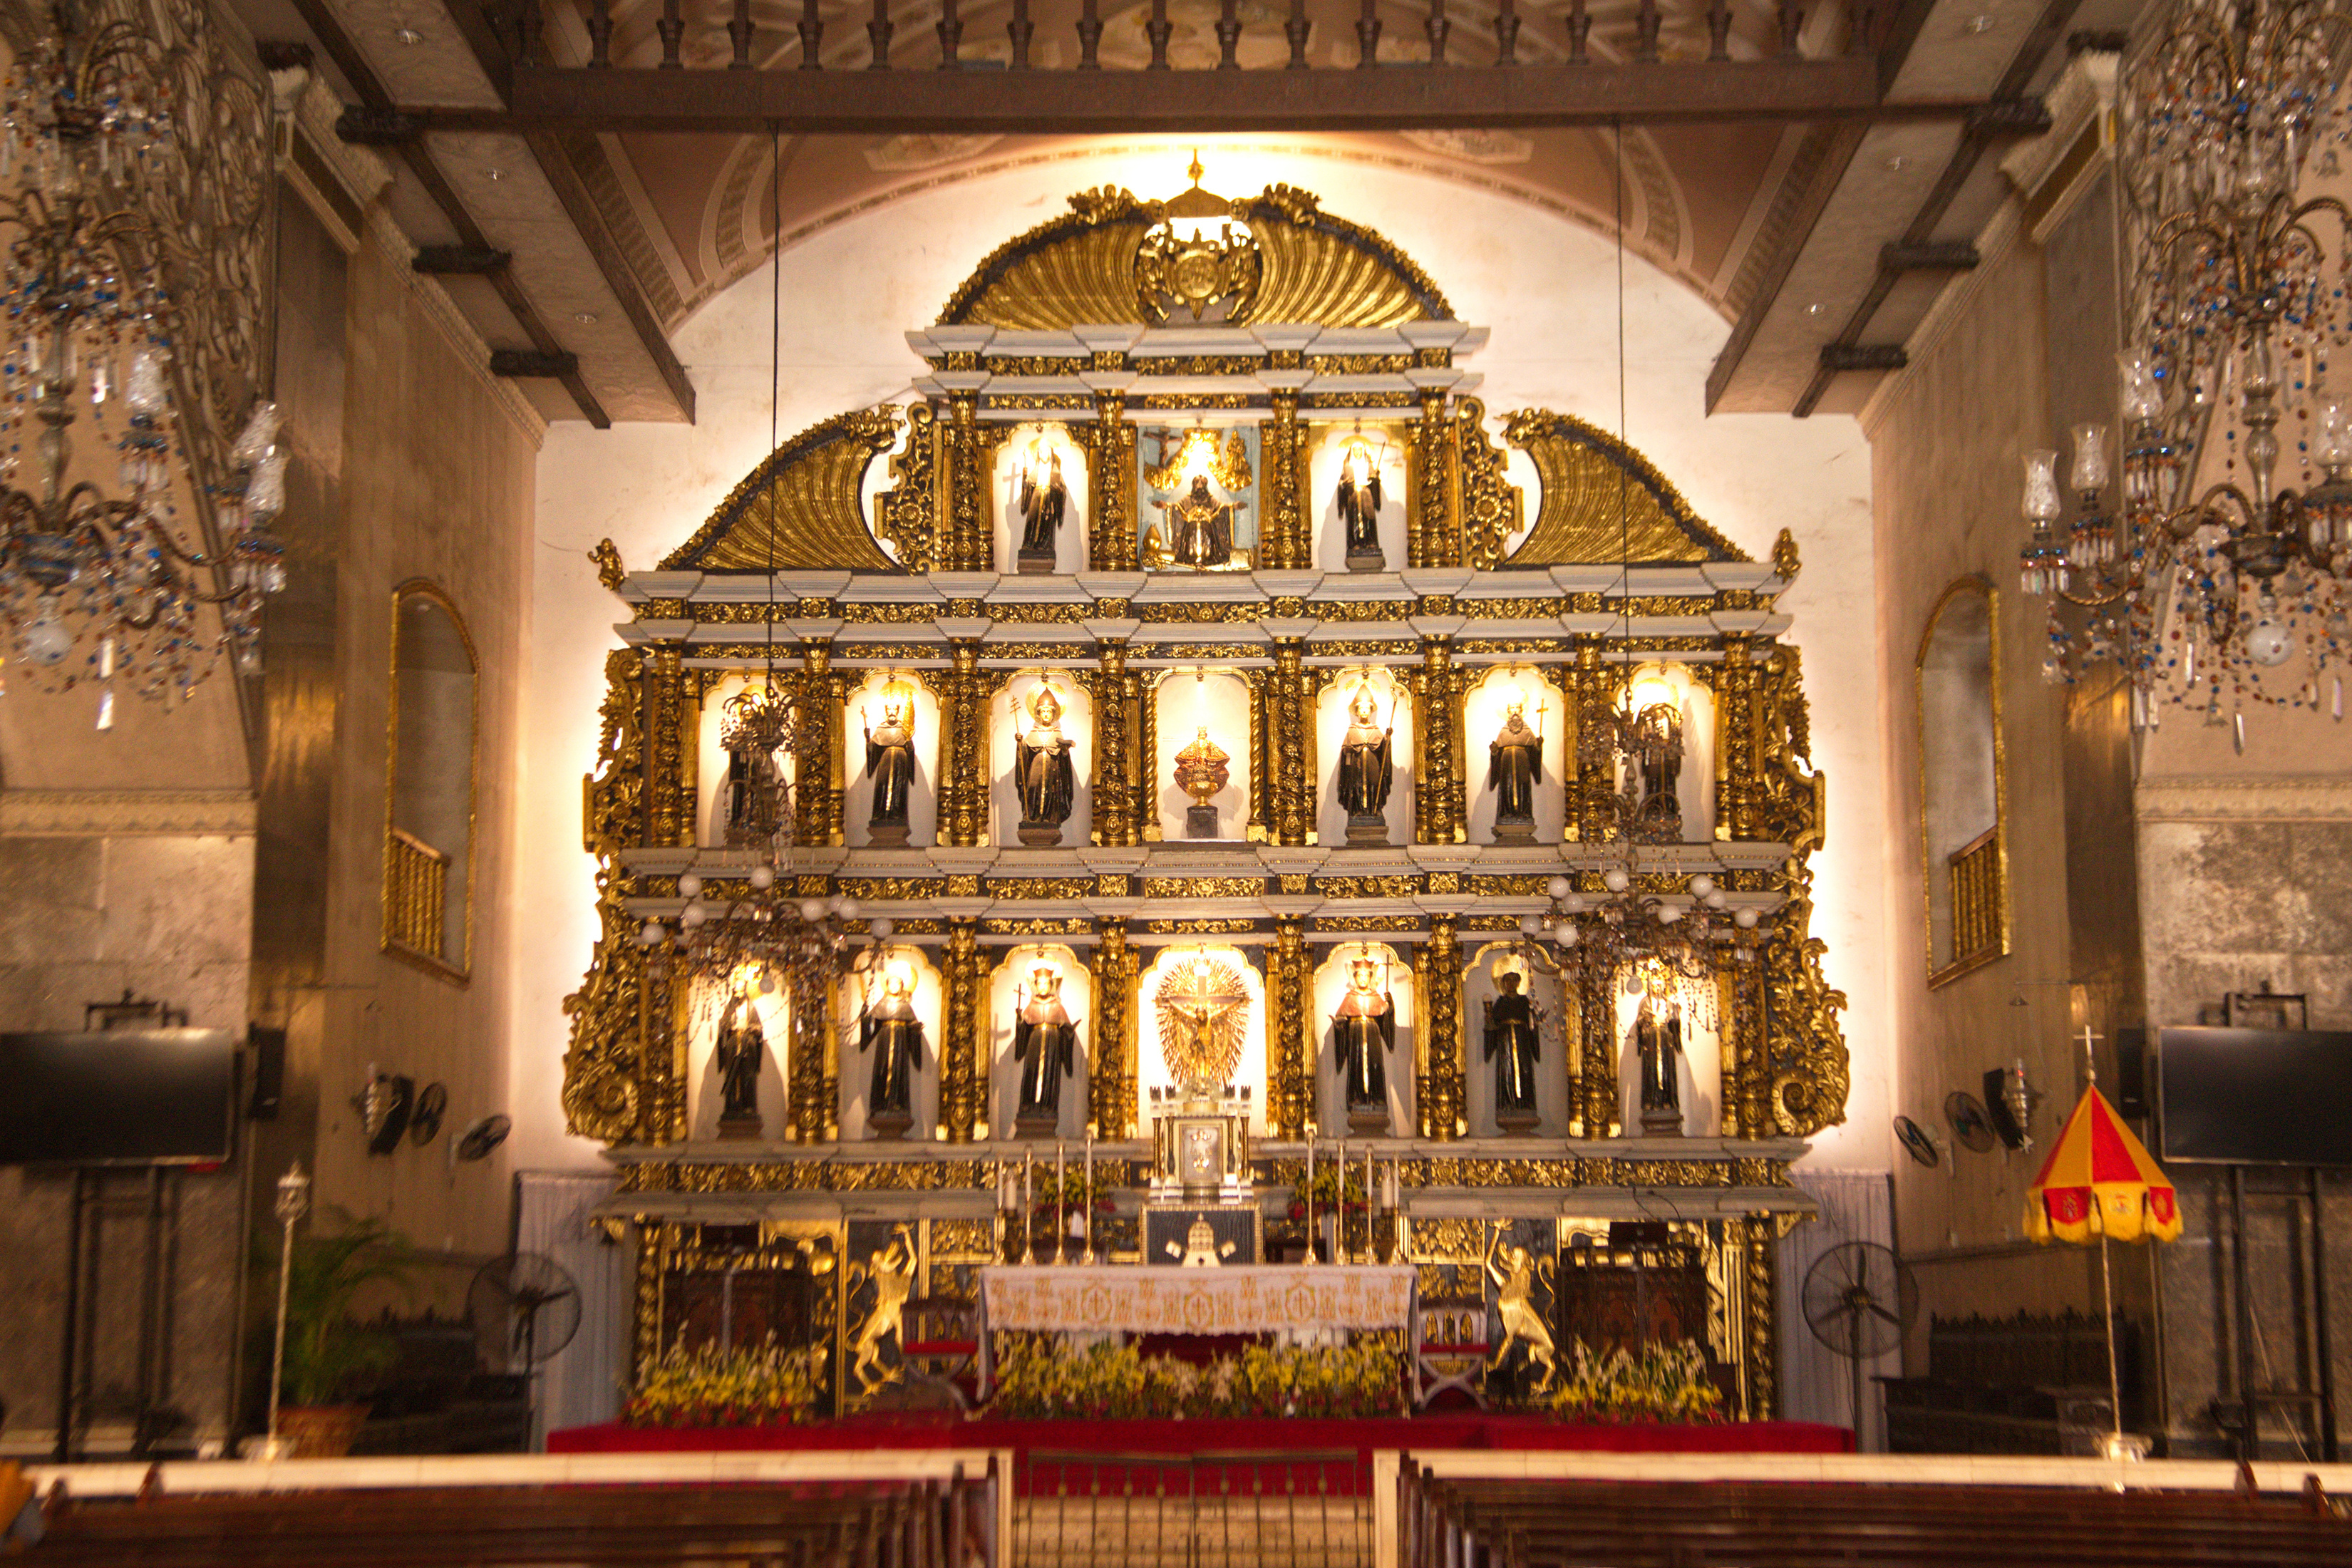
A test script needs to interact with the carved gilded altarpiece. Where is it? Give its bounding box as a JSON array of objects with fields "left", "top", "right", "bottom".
[{"left": 567, "top": 173, "right": 1839, "bottom": 1420}]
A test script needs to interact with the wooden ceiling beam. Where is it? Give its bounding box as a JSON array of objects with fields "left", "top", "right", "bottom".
[{"left": 366, "top": 56, "right": 2010, "bottom": 135}]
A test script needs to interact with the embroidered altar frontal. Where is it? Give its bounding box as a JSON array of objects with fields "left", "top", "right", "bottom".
[
  {"left": 984, "top": 1264, "right": 1414, "bottom": 1335},
  {"left": 568, "top": 169, "right": 1845, "bottom": 1425}
]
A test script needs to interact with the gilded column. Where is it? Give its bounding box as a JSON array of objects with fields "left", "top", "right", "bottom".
[
  {"left": 795, "top": 637, "right": 840, "bottom": 847},
  {"left": 1259, "top": 390, "right": 1309, "bottom": 568},
  {"left": 632, "top": 1223, "right": 668, "bottom": 1383},
  {"left": 1090, "top": 639, "right": 1138, "bottom": 846},
  {"left": 788, "top": 964, "right": 830, "bottom": 1141},
  {"left": 1406, "top": 391, "right": 1456, "bottom": 567},
  {"left": 1571, "top": 637, "right": 1616, "bottom": 843},
  {"left": 1270, "top": 916, "right": 1310, "bottom": 1136},
  {"left": 646, "top": 935, "right": 688, "bottom": 1142},
  {"left": 1417, "top": 914, "right": 1465, "bottom": 1139},
  {"left": 1740, "top": 1217, "right": 1779, "bottom": 1418},
  {"left": 942, "top": 388, "right": 987, "bottom": 571},
  {"left": 942, "top": 921, "right": 982, "bottom": 1141},
  {"left": 643, "top": 642, "right": 691, "bottom": 848},
  {"left": 1716, "top": 634, "right": 1757, "bottom": 842},
  {"left": 1087, "top": 391, "right": 1138, "bottom": 571},
  {"left": 1413, "top": 634, "right": 1462, "bottom": 845},
  {"left": 944, "top": 640, "right": 985, "bottom": 847},
  {"left": 1089, "top": 917, "right": 1138, "bottom": 1136},
  {"left": 1270, "top": 639, "right": 1310, "bottom": 847},
  {"left": 1580, "top": 964, "right": 1620, "bottom": 1137},
  {"left": 1247, "top": 671, "right": 1269, "bottom": 840}
]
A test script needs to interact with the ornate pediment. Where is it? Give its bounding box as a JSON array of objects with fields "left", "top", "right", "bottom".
[
  {"left": 1502, "top": 410, "right": 1746, "bottom": 566},
  {"left": 661, "top": 408, "right": 905, "bottom": 574},
  {"left": 939, "top": 181, "right": 1453, "bottom": 331}
]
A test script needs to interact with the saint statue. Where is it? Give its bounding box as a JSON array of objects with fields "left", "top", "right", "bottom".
[
  {"left": 713, "top": 991, "right": 766, "bottom": 1139},
  {"left": 1336, "top": 441, "right": 1385, "bottom": 572},
  {"left": 1336, "top": 680, "right": 1395, "bottom": 847},
  {"left": 862, "top": 691, "right": 917, "bottom": 846},
  {"left": 1330, "top": 953, "right": 1395, "bottom": 1134},
  {"left": 861, "top": 970, "right": 927, "bottom": 1138},
  {"left": 1486, "top": 696, "right": 1546, "bottom": 844},
  {"left": 1483, "top": 969, "right": 1541, "bottom": 1133},
  {"left": 1012, "top": 962, "right": 1079, "bottom": 1133},
  {"left": 1152, "top": 473, "right": 1247, "bottom": 569},
  {"left": 1635, "top": 966, "right": 1684, "bottom": 1136},
  {"left": 1014, "top": 446, "right": 1068, "bottom": 573},
  {"left": 1630, "top": 698, "right": 1685, "bottom": 841},
  {"left": 718, "top": 686, "right": 788, "bottom": 847},
  {"left": 1013, "top": 684, "right": 1077, "bottom": 847}
]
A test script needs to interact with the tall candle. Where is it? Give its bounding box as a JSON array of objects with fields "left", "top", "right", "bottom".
[
  {"left": 1083, "top": 1132, "right": 1095, "bottom": 1264},
  {"left": 1303, "top": 1134, "right": 1314, "bottom": 1266}
]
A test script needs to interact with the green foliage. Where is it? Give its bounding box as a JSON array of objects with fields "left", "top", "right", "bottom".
[
  {"left": 624, "top": 1337, "right": 825, "bottom": 1428},
  {"left": 272, "top": 1214, "right": 418, "bottom": 1408},
  {"left": 989, "top": 1334, "right": 1404, "bottom": 1420},
  {"left": 1544, "top": 1338, "right": 1725, "bottom": 1424}
]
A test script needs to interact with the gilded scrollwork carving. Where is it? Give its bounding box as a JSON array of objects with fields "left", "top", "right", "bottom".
[
  {"left": 943, "top": 920, "right": 983, "bottom": 1140},
  {"left": 1092, "top": 918, "right": 1138, "bottom": 1135},
  {"left": 1259, "top": 392, "right": 1309, "bottom": 569},
  {"left": 1271, "top": 916, "right": 1309, "bottom": 1136},
  {"left": 1454, "top": 399, "right": 1525, "bottom": 570},
  {"left": 1087, "top": 392, "right": 1140, "bottom": 572},
  {"left": 1418, "top": 915, "right": 1465, "bottom": 1140}
]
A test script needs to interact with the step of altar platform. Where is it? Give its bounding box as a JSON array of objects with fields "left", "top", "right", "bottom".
[{"left": 1014, "top": 1494, "right": 1368, "bottom": 1568}]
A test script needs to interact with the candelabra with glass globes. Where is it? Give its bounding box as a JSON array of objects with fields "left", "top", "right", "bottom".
[
  {"left": 0, "top": 6, "right": 286, "bottom": 716},
  {"left": 1515, "top": 869, "right": 1764, "bottom": 981}
]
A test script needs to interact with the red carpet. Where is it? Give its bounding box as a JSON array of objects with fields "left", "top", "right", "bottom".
[{"left": 551, "top": 1411, "right": 1852, "bottom": 1458}]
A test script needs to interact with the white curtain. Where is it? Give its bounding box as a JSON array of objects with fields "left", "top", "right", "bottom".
[
  {"left": 514, "top": 1171, "right": 632, "bottom": 1449},
  {"left": 1776, "top": 1168, "right": 1895, "bottom": 1450}
]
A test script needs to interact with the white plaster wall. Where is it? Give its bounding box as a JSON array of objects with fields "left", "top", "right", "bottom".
[{"left": 516, "top": 143, "right": 1891, "bottom": 1175}]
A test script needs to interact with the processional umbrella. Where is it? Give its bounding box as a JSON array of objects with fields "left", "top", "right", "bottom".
[{"left": 2023, "top": 1083, "right": 2182, "bottom": 1453}]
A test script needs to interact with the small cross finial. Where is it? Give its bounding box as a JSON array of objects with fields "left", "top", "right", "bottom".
[
  {"left": 1187, "top": 149, "right": 1204, "bottom": 186},
  {"left": 2077, "top": 1021, "right": 2104, "bottom": 1084}
]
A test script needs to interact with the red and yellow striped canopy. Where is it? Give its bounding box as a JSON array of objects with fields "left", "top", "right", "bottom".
[{"left": 2023, "top": 1085, "right": 2183, "bottom": 1245}]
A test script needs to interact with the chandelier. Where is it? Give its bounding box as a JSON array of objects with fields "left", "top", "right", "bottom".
[
  {"left": 2024, "top": 0, "right": 2352, "bottom": 737},
  {"left": 0, "top": 3, "right": 286, "bottom": 716},
  {"left": 1518, "top": 868, "right": 1762, "bottom": 987}
]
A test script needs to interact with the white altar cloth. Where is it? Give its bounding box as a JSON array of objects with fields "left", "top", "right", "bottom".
[{"left": 980, "top": 1264, "right": 1415, "bottom": 1336}]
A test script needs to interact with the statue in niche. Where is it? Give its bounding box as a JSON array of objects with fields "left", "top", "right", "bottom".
[
  {"left": 861, "top": 688, "right": 917, "bottom": 846},
  {"left": 718, "top": 691, "right": 787, "bottom": 847},
  {"left": 1629, "top": 698, "right": 1685, "bottom": 842},
  {"left": 1174, "top": 725, "right": 1231, "bottom": 840},
  {"left": 1012, "top": 961, "right": 1080, "bottom": 1134},
  {"left": 1482, "top": 969, "right": 1541, "bottom": 1135},
  {"left": 1336, "top": 439, "right": 1386, "bottom": 572},
  {"left": 1486, "top": 695, "right": 1546, "bottom": 845},
  {"left": 1014, "top": 445, "right": 1068, "bottom": 574},
  {"left": 1152, "top": 473, "right": 1247, "bottom": 569},
  {"left": 1012, "top": 684, "right": 1077, "bottom": 847},
  {"left": 713, "top": 990, "right": 767, "bottom": 1140},
  {"left": 1330, "top": 951, "right": 1395, "bottom": 1135},
  {"left": 861, "top": 969, "right": 927, "bottom": 1139},
  {"left": 1634, "top": 964, "right": 1684, "bottom": 1137},
  {"left": 1336, "top": 680, "right": 1395, "bottom": 847}
]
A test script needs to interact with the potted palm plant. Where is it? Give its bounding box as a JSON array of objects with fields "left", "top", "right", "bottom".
[{"left": 271, "top": 1215, "right": 416, "bottom": 1458}]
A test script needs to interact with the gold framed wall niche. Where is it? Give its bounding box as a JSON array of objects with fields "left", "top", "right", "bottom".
[
  {"left": 1917, "top": 576, "right": 2009, "bottom": 986},
  {"left": 383, "top": 579, "right": 480, "bottom": 979}
]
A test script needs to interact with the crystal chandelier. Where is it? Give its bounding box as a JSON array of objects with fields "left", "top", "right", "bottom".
[
  {"left": 2025, "top": 0, "right": 2352, "bottom": 735},
  {"left": 1517, "top": 868, "right": 1763, "bottom": 984},
  {"left": 0, "top": 3, "right": 286, "bottom": 715}
]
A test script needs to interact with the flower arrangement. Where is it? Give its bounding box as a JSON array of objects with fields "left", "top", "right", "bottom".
[
  {"left": 1286, "top": 1166, "right": 1368, "bottom": 1222},
  {"left": 1030, "top": 1168, "right": 1116, "bottom": 1219},
  {"left": 989, "top": 1334, "right": 1403, "bottom": 1420},
  {"left": 1544, "top": 1338, "right": 1724, "bottom": 1424},
  {"left": 623, "top": 1336, "right": 825, "bottom": 1428}
]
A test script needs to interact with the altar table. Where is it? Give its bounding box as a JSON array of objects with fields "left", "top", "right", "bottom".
[{"left": 980, "top": 1263, "right": 1415, "bottom": 1336}]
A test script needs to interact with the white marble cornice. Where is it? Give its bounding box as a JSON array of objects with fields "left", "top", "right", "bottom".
[{"left": 0, "top": 790, "right": 257, "bottom": 837}]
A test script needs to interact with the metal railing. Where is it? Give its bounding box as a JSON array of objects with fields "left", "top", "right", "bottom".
[
  {"left": 1017, "top": 1450, "right": 1369, "bottom": 1568},
  {"left": 383, "top": 827, "right": 450, "bottom": 960},
  {"left": 1946, "top": 826, "right": 2001, "bottom": 968}
]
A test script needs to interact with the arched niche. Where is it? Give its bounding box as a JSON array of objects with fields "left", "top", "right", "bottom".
[
  {"left": 1463, "top": 942, "right": 1573, "bottom": 1138},
  {"left": 383, "top": 582, "right": 478, "bottom": 977},
  {"left": 842, "top": 670, "right": 942, "bottom": 849},
  {"left": 989, "top": 672, "right": 1093, "bottom": 849},
  {"left": 1151, "top": 668, "right": 1252, "bottom": 841},
  {"left": 1609, "top": 660, "right": 1717, "bottom": 842},
  {"left": 695, "top": 671, "right": 798, "bottom": 848},
  {"left": 838, "top": 945, "right": 946, "bottom": 1141},
  {"left": 1137, "top": 944, "right": 1269, "bottom": 1136},
  {"left": 1917, "top": 578, "right": 2008, "bottom": 984},
  {"left": 986, "top": 942, "right": 1091, "bottom": 1140},
  {"left": 1315, "top": 666, "right": 1414, "bottom": 847},
  {"left": 1611, "top": 964, "right": 1721, "bottom": 1139},
  {"left": 1309, "top": 941, "right": 1415, "bottom": 1135},
  {"left": 686, "top": 970, "right": 790, "bottom": 1141},
  {"left": 1463, "top": 665, "right": 1567, "bottom": 846},
  {"left": 991, "top": 423, "right": 1090, "bottom": 574},
  {"left": 1308, "top": 423, "right": 1410, "bottom": 574}
]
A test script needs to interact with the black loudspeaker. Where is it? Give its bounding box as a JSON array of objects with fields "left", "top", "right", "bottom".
[
  {"left": 2114, "top": 1028, "right": 2147, "bottom": 1119},
  {"left": 248, "top": 1026, "right": 285, "bottom": 1120}
]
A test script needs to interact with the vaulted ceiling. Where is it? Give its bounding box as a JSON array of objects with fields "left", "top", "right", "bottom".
[{"left": 229, "top": 0, "right": 2146, "bottom": 426}]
